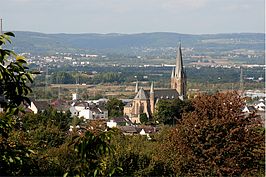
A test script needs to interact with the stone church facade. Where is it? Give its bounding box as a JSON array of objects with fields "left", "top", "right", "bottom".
[{"left": 124, "top": 44, "right": 187, "bottom": 123}]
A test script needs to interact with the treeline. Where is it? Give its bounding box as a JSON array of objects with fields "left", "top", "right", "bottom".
[{"left": 32, "top": 66, "right": 265, "bottom": 86}]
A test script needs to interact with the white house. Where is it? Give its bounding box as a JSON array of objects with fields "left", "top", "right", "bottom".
[
  {"left": 79, "top": 109, "right": 93, "bottom": 120},
  {"left": 28, "top": 100, "right": 49, "bottom": 114},
  {"left": 139, "top": 129, "right": 146, "bottom": 135},
  {"left": 73, "top": 102, "right": 89, "bottom": 112},
  {"left": 254, "top": 102, "right": 265, "bottom": 111},
  {"left": 242, "top": 105, "right": 256, "bottom": 113},
  {"left": 70, "top": 101, "right": 108, "bottom": 120},
  {"left": 107, "top": 120, "right": 117, "bottom": 128}
]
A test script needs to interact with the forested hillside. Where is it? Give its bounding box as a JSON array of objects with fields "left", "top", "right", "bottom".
[{"left": 10, "top": 31, "right": 264, "bottom": 55}]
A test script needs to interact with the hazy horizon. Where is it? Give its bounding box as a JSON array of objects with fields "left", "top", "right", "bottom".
[
  {"left": 7, "top": 30, "right": 266, "bottom": 35},
  {"left": 0, "top": 0, "right": 264, "bottom": 34}
]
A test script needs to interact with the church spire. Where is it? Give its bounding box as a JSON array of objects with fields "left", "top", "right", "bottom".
[
  {"left": 150, "top": 82, "right": 154, "bottom": 93},
  {"left": 170, "top": 42, "right": 187, "bottom": 98},
  {"left": 175, "top": 42, "right": 183, "bottom": 78},
  {"left": 135, "top": 81, "right": 139, "bottom": 93},
  {"left": 150, "top": 82, "right": 155, "bottom": 114}
]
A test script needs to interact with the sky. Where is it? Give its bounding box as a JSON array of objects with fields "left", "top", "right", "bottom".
[{"left": 0, "top": 0, "right": 265, "bottom": 34}]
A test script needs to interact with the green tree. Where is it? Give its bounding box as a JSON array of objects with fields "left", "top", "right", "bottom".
[
  {"left": 0, "top": 32, "right": 35, "bottom": 175},
  {"left": 140, "top": 113, "right": 148, "bottom": 124},
  {"left": 93, "top": 72, "right": 123, "bottom": 84},
  {"left": 154, "top": 98, "right": 193, "bottom": 125},
  {"left": 67, "top": 129, "right": 121, "bottom": 177},
  {"left": 106, "top": 98, "right": 124, "bottom": 118},
  {"left": 109, "top": 130, "right": 174, "bottom": 176},
  {"left": 50, "top": 72, "right": 75, "bottom": 84}
]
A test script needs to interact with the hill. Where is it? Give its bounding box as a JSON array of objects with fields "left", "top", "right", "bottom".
[{"left": 9, "top": 31, "right": 264, "bottom": 56}]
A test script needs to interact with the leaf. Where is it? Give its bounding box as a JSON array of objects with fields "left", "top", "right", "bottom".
[
  {"left": 28, "top": 149, "right": 36, "bottom": 154},
  {"left": 4, "top": 32, "right": 15, "bottom": 37},
  {"left": 15, "top": 157, "right": 21, "bottom": 161},
  {"left": 30, "top": 70, "right": 41, "bottom": 74},
  {"left": 94, "top": 169, "right": 98, "bottom": 177},
  {"left": 9, "top": 157, "right": 14, "bottom": 163},
  {"left": 16, "top": 56, "right": 26, "bottom": 63},
  {"left": 117, "top": 167, "right": 123, "bottom": 172}
]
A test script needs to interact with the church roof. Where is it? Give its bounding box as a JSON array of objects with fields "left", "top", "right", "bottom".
[
  {"left": 134, "top": 88, "right": 148, "bottom": 100},
  {"left": 124, "top": 101, "right": 132, "bottom": 107},
  {"left": 142, "top": 89, "right": 179, "bottom": 100},
  {"left": 154, "top": 89, "right": 179, "bottom": 99}
]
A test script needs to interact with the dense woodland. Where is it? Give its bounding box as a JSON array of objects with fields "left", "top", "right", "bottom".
[{"left": 0, "top": 33, "right": 265, "bottom": 176}]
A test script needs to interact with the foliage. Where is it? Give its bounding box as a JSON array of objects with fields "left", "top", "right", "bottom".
[
  {"left": 140, "top": 113, "right": 148, "bottom": 124},
  {"left": 160, "top": 92, "right": 265, "bottom": 176},
  {"left": 9, "top": 110, "right": 75, "bottom": 176},
  {"left": 0, "top": 32, "right": 35, "bottom": 175},
  {"left": 109, "top": 130, "right": 174, "bottom": 176},
  {"left": 154, "top": 98, "right": 193, "bottom": 125},
  {"left": 22, "top": 108, "right": 71, "bottom": 132},
  {"left": 0, "top": 32, "right": 33, "bottom": 110},
  {"left": 67, "top": 129, "right": 120, "bottom": 177},
  {"left": 106, "top": 98, "right": 124, "bottom": 118},
  {"left": 50, "top": 72, "right": 75, "bottom": 84},
  {"left": 93, "top": 72, "right": 124, "bottom": 84}
]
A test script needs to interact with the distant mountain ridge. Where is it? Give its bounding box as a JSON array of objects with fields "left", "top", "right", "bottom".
[{"left": 7, "top": 31, "right": 265, "bottom": 55}]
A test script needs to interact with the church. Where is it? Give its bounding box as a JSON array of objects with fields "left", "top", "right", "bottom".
[{"left": 123, "top": 44, "right": 187, "bottom": 123}]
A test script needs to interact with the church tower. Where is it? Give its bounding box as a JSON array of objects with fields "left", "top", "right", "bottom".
[
  {"left": 135, "top": 81, "right": 139, "bottom": 93},
  {"left": 150, "top": 82, "right": 155, "bottom": 114},
  {"left": 171, "top": 43, "right": 187, "bottom": 98}
]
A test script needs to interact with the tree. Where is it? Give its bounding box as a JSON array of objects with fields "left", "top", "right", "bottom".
[
  {"left": 109, "top": 130, "right": 174, "bottom": 176},
  {"left": 140, "top": 113, "right": 148, "bottom": 124},
  {"left": 50, "top": 72, "right": 75, "bottom": 84},
  {"left": 106, "top": 98, "right": 124, "bottom": 118},
  {"left": 154, "top": 98, "right": 193, "bottom": 125},
  {"left": 0, "top": 32, "right": 35, "bottom": 175},
  {"left": 0, "top": 32, "right": 33, "bottom": 110},
  {"left": 93, "top": 72, "right": 124, "bottom": 84},
  {"left": 161, "top": 92, "right": 265, "bottom": 176},
  {"left": 66, "top": 129, "right": 121, "bottom": 177}
]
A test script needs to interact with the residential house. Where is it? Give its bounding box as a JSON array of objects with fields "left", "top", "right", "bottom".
[
  {"left": 119, "top": 126, "right": 139, "bottom": 135},
  {"left": 28, "top": 100, "right": 50, "bottom": 114},
  {"left": 254, "top": 101, "right": 265, "bottom": 111},
  {"left": 242, "top": 105, "right": 256, "bottom": 113},
  {"left": 70, "top": 101, "right": 108, "bottom": 120},
  {"left": 106, "top": 117, "right": 133, "bottom": 128},
  {"left": 50, "top": 99, "right": 70, "bottom": 113}
]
